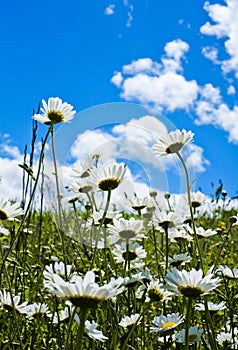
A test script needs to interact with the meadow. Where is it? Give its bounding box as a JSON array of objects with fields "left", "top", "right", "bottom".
[{"left": 0, "top": 97, "right": 238, "bottom": 349}]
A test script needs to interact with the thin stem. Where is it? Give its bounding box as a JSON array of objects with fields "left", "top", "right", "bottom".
[
  {"left": 176, "top": 151, "right": 203, "bottom": 271},
  {"left": 184, "top": 297, "right": 193, "bottom": 350},
  {"left": 0, "top": 126, "right": 51, "bottom": 278},
  {"left": 75, "top": 307, "right": 88, "bottom": 350}
]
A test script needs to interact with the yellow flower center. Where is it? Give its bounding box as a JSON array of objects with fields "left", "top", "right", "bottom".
[
  {"left": 47, "top": 110, "right": 64, "bottom": 124},
  {"left": 162, "top": 321, "right": 176, "bottom": 329}
]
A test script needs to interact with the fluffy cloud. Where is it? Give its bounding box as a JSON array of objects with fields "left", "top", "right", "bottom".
[
  {"left": 200, "top": 0, "right": 238, "bottom": 77},
  {"left": 111, "top": 39, "right": 199, "bottom": 112},
  {"left": 111, "top": 37, "right": 238, "bottom": 143}
]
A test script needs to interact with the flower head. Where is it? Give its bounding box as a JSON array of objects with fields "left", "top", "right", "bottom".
[
  {"left": 119, "top": 313, "right": 141, "bottom": 328},
  {"left": 0, "top": 198, "right": 24, "bottom": 221},
  {"left": 107, "top": 217, "right": 144, "bottom": 244},
  {"left": 164, "top": 268, "right": 220, "bottom": 298},
  {"left": 176, "top": 325, "right": 203, "bottom": 345},
  {"left": 152, "top": 129, "right": 194, "bottom": 156},
  {"left": 151, "top": 313, "right": 184, "bottom": 333},
  {"left": 88, "top": 161, "right": 127, "bottom": 192},
  {"left": 0, "top": 290, "right": 28, "bottom": 313},
  {"left": 112, "top": 241, "right": 146, "bottom": 265},
  {"left": 45, "top": 270, "right": 124, "bottom": 309},
  {"left": 33, "top": 97, "right": 76, "bottom": 125}
]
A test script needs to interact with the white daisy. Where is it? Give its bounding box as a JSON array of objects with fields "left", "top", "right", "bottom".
[
  {"left": 88, "top": 161, "right": 127, "bottom": 192},
  {"left": 119, "top": 313, "right": 141, "bottom": 328},
  {"left": 152, "top": 129, "right": 194, "bottom": 156},
  {"left": 155, "top": 211, "right": 183, "bottom": 230},
  {"left": 164, "top": 268, "right": 220, "bottom": 298},
  {"left": 22, "top": 302, "right": 52, "bottom": 319},
  {"left": 168, "top": 253, "right": 192, "bottom": 268},
  {"left": 0, "top": 198, "right": 24, "bottom": 221},
  {"left": 146, "top": 280, "right": 173, "bottom": 302},
  {"left": 84, "top": 320, "right": 108, "bottom": 342},
  {"left": 45, "top": 270, "right": 124, "bottom": 308},
  {"left": 151, "top": 313, "right": 184, "bottom": 332},
  {"left": 43, "top": 261, "right": 73, "bottom": 287},
  {"left": 52, "top": 301, "right": 75, "bottom": 323},
  {"left": 168, "top": 227, "right": 193, "bottom": 243},
  {"left": 217, "top": 265, "right": 238, "bottom": 279},
  {"left": 195, "top": 301, "right": 226, "bottom": 313},
  {"left": 0, "top": 290, "right": 28, "bottom": 313},
  {"left": 91, "top": 210, "right": 121, "bottom": 227},
  {"left": 112, "top": 241, "right": 146, "bottom": 265},
  {"left": 0, "top": 225, "right": 10, "bottom": 236},
  {"left": 176, "top": 325, "right": 203, "bottom": 345},
  {"left": 195, "top": 227, "right": 217, "bottom": 238},
  {"left": 107, "top": 217, "right": 144, "bottom": 244},
  {"left": 32, "top": 97, "right": 76, "bottom": 125}
]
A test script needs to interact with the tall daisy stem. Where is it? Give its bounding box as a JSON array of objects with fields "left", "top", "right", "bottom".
[
  {"left": 75, "top": 307, "right": 88, "bottom": 350},
  {"left": 176, "top": 151, "right": 203, "bottom": 271},
  {"left": 0, "top": 126, "right": 51, "bottom": 277},
  {"left": 50, "top": 126, "right": 67, "bottom": 275},
  {"left": 185, "top": 297, "right": 193, "bottom": 350}
]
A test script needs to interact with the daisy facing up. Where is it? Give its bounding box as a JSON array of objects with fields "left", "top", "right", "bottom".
[
  {"left": 151, "top": 312, "right": 184, "bottom": 333},
  {"left": 112, "top": 241, "right": 146, "bottom": 265},
  {"left": 33, "top": 97, "right": 76, "bottom": 125}
]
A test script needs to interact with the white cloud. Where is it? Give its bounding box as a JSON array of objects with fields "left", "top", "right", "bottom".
[
  {"left": 120, "top": 72, "right": 198, "bottom": 112},
  {"left": 227, "top": 85, "right": 236, "bottom": 95},
  {"left": 200, "top": 0, "right": 238, "bottom": 77},
  {"left": 110, "top": 71, "right": 123, "bottom": 87},
  {"left": 104, "top": 4, "right": 115, "bottom": 15},
  {"left": 184, "top": 144, "right": 210, "bottom": 173}
]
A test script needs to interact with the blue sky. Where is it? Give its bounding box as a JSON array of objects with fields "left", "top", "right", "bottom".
[{"left": 0, "top": 0, "right": 238, "bottom": 200}]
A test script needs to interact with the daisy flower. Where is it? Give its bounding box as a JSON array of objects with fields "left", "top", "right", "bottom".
[
  {"left": 72, "top": 158, "right": 94, "bottom": 179},
  {"left": 151, "top": 313, "right": 184, "bottom": 333},
  {"left": 164, "top": 268, "right": 220, "bottom": 298},
  {"left": 91, "top": 210, "right": 121, "bottom": 227},
  {"left": 152, "top": 129, "right": 194, "bottom": 156},
  {"left": 22, "top": 302, "right": 52, "bottom": 319},
  {"left": 53, "top": 302, "right": 75, "bottom": 323},
  {"left": 195, "top": 227, "right": 217, "bottom": 238},
  {"left": 119, "top": 313, "right": 141, "bottom": 328},
  {"left": 0, "top": 290, "right": 28, "bottom": 313},
  {"left": 0, "top": 198, "right": 24, "bottom": 221},
  {"left": 112, "top": 241, "right": 146, "bottom": 265},
  {"left": 168, "top": 227, "right": 193, "bottom": 243},
  {"left": 146, "top": 280, "right": 173, "bottom": 302},
  {"left": 88, "top": 161, "right": 127, "bottom": 192},
  {"left": 84, "top": 320, "right": 108, "bottom": 342},
  {"left": 155, "top": 211, "right": 183, "bottom": 230},
  {"left": 195, "top": 301, "right": 226, "bottom": 313},
  {"left": 217, "top": 265, "right": 238, "bottom": 279},
  {"left": 176, "top": 325, "right": 203, "bottom": 345},
  {"left": 43, "top": 261, "right": 73, "bottom": 287},
  {"left": 107, "top": 217, "right": 144, "bottom": 244},
  {"left": 0, "top": 225, "right": 10, "bottom": 236},
  {"left": 45, "top": 270, "right": 124, "bottom": 309},
  {"left": 32, "top": 97, "right": 76, "bottom": 125},
  {"left": 127, "top": 195, "right": 153, "bottom": 212},
  {"left": 167, "top": 253, "right": 192, "bottom": 268}
]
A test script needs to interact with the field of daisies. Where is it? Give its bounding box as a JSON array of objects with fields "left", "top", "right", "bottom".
[{"left": 1, "top": 97, "right": 238, "bottom": 350}]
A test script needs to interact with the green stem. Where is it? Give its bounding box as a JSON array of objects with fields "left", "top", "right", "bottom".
[
  {"left": 50, "top": 126, "right": 68, "bottom": 276},
  {"left": 0, "top": 126, "right": 51, "bottom": 279},
  {"left": 176, "top": 151, "right": 203, "bottom": 271},
  {"left": 185, "top": 297, "right": 193, "bottom": 350},
  {"left": 75, "top": 307, "right": 88, "bottom": 350}
]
